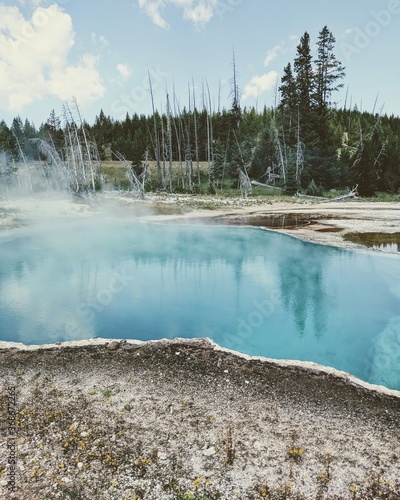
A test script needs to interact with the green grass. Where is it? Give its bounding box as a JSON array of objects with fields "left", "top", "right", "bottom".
[{"left": 363, "top": 191, "right": 400, "bottom": 202}]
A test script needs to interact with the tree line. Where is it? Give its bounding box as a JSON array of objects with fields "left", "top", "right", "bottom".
[{"left": 1, "top": 26, "right": 399, "bottom": 196}]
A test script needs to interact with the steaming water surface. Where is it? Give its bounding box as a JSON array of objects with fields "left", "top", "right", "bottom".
[{"left": 0, "top": 220, "right": 399, "bottom": 390}]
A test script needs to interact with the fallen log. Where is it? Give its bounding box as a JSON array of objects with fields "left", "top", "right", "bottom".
[
  {"left": 251, "top": 181, "right": 280, "bottom": 189},
  {"left": 322, "top": 186, "right": 358, "bottom": 203},
  {"left": 296, "top": 186, "right": 359, "bottom": 203}
]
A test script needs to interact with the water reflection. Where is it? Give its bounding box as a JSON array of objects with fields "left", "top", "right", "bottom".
[
  {"left": 344, "top": 232, "right": 400, "bottom": 253},
  {"left": 0, "top": 221, "right": 399, "bottom": 390},
  {"left": 278, "top": 240, "right": 330, "bottom": 337}
]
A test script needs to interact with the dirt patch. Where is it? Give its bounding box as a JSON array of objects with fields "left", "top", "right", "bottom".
[{"left": 1, "top": 339, "right": 399, "bottom": 499}]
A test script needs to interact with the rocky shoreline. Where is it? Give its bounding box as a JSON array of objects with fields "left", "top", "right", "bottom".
[{"left": 1, "top": 338, "right": 399, "bottom": 499}]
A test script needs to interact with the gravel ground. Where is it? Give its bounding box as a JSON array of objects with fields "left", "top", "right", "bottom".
[{"left": 1, "top": 338, "right": 399, "bottom": 500}]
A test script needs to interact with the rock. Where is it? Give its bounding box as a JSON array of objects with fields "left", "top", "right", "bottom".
[
  {"left": 90, "top": 460, "right": 102, "bottom": 471},
  {"left": 203, "top": 447, "right": 216, "bottom": 457},
  {"left": 253, "top": 441, "right": 262, "bottom": 450},
  {"left": 157, "top": 452, "right": 167, "bottom": 460},
  {"left": 107, "top": 341, "right": 120, "bottom": 351},
  {"left": 77, "top": 462, "right": 83, "bottom": 470},
  {"left": 121, "top": 343, "right": 138, "bottom": 351}
]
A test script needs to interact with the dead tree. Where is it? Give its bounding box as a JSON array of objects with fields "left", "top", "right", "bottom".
[
  {"left": 148, "top": 70, "right": 162, "bottom": 190},
  {"left": 205, "top": 80, "right": 215, "bottom": 193},
  {"left": 239, "top": 168, "right": 252, "bottom": 198},
  {"left": 12, "top": 131, "right": 33, "bottom": 192},
  {"left": 113, "top": 150, "right": 145, "bottom": 199},
  {"left": 192, "top": 79, "right": 201, "bottom": 189}
]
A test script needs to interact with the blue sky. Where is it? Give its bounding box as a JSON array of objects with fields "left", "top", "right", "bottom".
[{"left": 0, "top": 0, "right": 399, "bottom": 127}]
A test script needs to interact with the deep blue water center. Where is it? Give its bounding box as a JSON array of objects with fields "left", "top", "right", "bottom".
[{"left": 0, "top": 220, "right": 399, "bottom": 390}]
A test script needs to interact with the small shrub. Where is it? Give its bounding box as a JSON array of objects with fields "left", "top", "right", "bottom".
[
  {"left": 101, "top": 387, "right": 112, "bottom": 397},
  {"left": 287, "top": 430, "right": 303, "bottom": 464}
]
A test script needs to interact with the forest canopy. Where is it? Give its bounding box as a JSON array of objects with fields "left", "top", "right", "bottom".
[{"left": 1, "top": 26, "right": 399, "bottom": 197}]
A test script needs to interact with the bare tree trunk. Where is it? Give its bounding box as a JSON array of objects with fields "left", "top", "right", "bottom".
[
  {"left": 160, "top": 115, "right": 167, "bottom": 190},
  {"left": 63, "top": 107, "right": 80, "bottom": 192},
  {"left": 295, "top": 109, "right": 304, "bottom": 186},
  {"left": 65, "top": 103, "right": 87, "bottom": 190},
  {"left": 192, "top": 80, "right": 201, "bottom": 189},
  {"left": 12, "top": 131, "right": 32, "bottom": 192},
  {"left": 148, "top": 70, "right": 162, "bottom": 190},
  {"left": 73, "top": 97, "right": 96, "bottom": 192},
  {"left": 274, "top": 125, "right": 287, "bottom": 186},
  {"left": 166, "top": 94, "right": 173, "bottom": 192},
  {"left": 239, "top": 169, "right": 252, "bottom": 198},
  {"left": 206, "top": 80, "right": 215, "bottom": 193},
  {"left": 113, "top": 150, "right": 145, "bottom": 199}
]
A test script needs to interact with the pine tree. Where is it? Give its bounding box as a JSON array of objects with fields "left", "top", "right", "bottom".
[
  {"left": 294, "top": 32, "right": 314, "bottom": 121},
  {"left": 351, "top": 124, "right": 386, "bottom": 197},
  {"left": 314, "top": 26, "right": 345, "bottom": 146},
  {"left": 278, "top": 63, "right": 297, "bottom": 114},
  {"left": 0, "top": 120, "right": 14, "bottom": 154},
  {"left": 314, "top": 26, "right": 345, "bottom": 118},
  {"left": 43, "top": 109, "right": 64, "bottom": 153},
  {"left": 278, "top": 63, "right": 298, "bottom": 145}
]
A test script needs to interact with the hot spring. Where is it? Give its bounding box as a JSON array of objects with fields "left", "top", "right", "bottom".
[{"left": 0, "top": 219, "right": 399, "bottom": 391}]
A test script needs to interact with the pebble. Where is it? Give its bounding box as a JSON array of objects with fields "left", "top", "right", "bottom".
[
  {"left": 77, "top": 462, "right": 83, "bottom": 470},
  {"left": 107, "top": 341, "right": 120, "bottom": 351},
  {"left": 157, "top": 452, "right": 167, "bottom": 460},
  {"left": 203, "top": 447, "right": 216, "bottom": 457}
]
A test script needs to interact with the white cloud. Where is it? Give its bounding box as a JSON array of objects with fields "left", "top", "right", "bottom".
[
  {"left": 264, "top": 37, "right": 299, "bottom": 68},
  {"left": 117, "top": 63, "right": 132, "bottom": 79},
  {"left": 264, "top": 44, "right": 282, "bottom": 67},
  {"left": 17, "top": 0, "right": 47, "bottom": 6},
  {"left": 138, "top": 0, "right": 218, "bottom": 29},
  {"left": 243, "top": 71, "right": 279, "bottom": 100},
  {"left": 138, "top": 0, "right": 168, "bottom": 29},
  {"left": 91, "top": 32, "right": 109, "bottom": 47},
  {"left": 0, "top": 4, "right": 105, "bottom": 113},
  {"left": 181, "top": 1, "right": 216, "bottom": 25},
  {"left": 48, "top": 54, "right": 105, "bottom": 103}
]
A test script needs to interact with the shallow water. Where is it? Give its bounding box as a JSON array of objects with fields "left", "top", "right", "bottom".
[
  {"left": 344, "top": 232, "right": 400, "bottom": 253},
  {"left": 214, "top": 213, "right": 312, "bottom": 228},
  {"left": 1, "top": 220, "right": 399, "bottom": 390}
]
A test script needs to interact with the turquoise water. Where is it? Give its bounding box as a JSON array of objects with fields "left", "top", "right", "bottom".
[{"left": 0, "top": 220, "right": 399, "bottom": 390}]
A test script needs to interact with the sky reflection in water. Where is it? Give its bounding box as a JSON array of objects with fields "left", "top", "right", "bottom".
[{"left": 0, "top": 220, "right": 399, "bottom": 390}]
